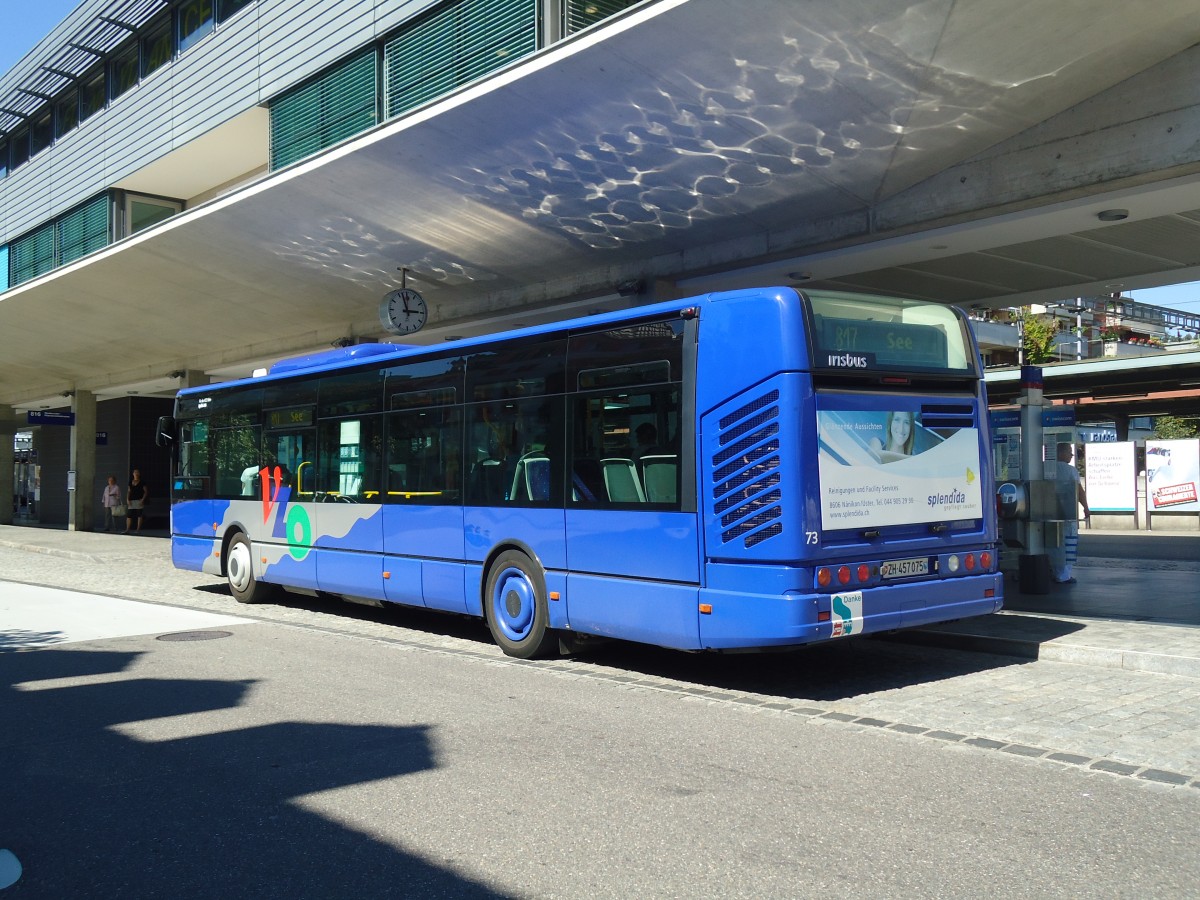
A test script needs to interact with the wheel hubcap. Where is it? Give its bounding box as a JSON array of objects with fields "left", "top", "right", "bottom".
[
  {"left": 228, "top": 542, "right": 252, "bottom": 593},
  {"left": 493, "top": 567, "right": 534, "bottom": 641}
]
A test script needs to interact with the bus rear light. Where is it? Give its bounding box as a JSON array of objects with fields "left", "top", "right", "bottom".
[
  {"left": 837, "top": 565, "right": 851, "bottom": 585},
  {"left": 817, "top": 610, "right": 831, "bottom": 622},
  {"left": 817, "top": 567, "right": 832, "bottom": 587},
  {"left": 947, "top": 554, "right": 960, "bottom": 573},
  {"left": 981, "top": 551, "right": 993, "bottom": 569},
  {"left": 965, "top": 553, "right": 976, "bottom": 571},
  {"left": 985, "top": 588, "right": 996, "bottom": 598},
  {"left": 857, "top": 564, "right": 870, "bottom": 582}
]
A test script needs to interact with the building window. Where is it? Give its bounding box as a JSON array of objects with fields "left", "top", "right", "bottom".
[
  {"left": 125, "top": 194, "right": 182, "bottom": 235},
  {"left": 80, "top": 68, "right": 106, "bottom": 122},
  {"left": 9, "top": 127, "right": 29, "bottom": 170},
  {"left": 0, "top": 140, "right": 7, "bottom": 179},
  {"left": 57, "top": 195, "right": 112, "bottom": 266},
  {"left": 563, "top": 0, "right": 639, "bottom": 35},
  {"left": 383, "top": 0, "right": 538, "bottom": 120},
  {"left": 179, "top": 0, "right": 215, "bottom": 53},
  {"left": 56, "top": 90, "right": 80, "bottom": 138},
  {"left": 30, "top": 111, "right": 53, "bottom": 157},
  {"left": 142, "top": 22, "right": 173, "bottom": 78},
  {"left": 110, "top": 44, "right": 140, "bottom": 100},
  {"left": 10, "top": 223, "right": 57, "bottom": 285},
  {"left": 269, "top": 49, "right": 377, "bottom": 170},
  {"left": 218, "top": 0, "right": 253, "bottom": 21}
]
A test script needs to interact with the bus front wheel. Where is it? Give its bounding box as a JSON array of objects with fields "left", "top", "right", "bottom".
[
  {"left": 485, "top": 550, "right": 557, "bottom": 659},
  {"left": 226, "top": 532, "right": 272, "bottom": 604}
]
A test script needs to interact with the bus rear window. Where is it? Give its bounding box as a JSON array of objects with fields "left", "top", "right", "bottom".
[{"left": 805, "top": 292, "right": 975, "bottom": 375}]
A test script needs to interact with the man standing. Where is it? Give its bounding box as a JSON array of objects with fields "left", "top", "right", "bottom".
[{"left": 1050, "top": 443, "right": 1090, "bottom": 584}]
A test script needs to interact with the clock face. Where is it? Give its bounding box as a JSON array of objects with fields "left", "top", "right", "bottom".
[{"left": 379, "top": 288, "right": 428, "bottom": 336}]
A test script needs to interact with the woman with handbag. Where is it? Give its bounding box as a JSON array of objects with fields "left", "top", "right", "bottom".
[
  {"left": 101, "top": 475, "right": 123, "bottom": 532},
  {"left": 124, "top": 469, "right": 149, "bottom": 535}
]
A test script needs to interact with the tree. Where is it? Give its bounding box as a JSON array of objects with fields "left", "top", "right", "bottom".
[
  {"left": 1152, "top": 416, "right": 1199, "bottom": 439},
  {"left": 1011, "top": 308, "right": 1061, "bottom": 364}
]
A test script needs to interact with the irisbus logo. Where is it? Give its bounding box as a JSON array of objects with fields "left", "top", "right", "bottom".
[{"left": 826, "top": 352, "right": 870, "bottom": 368}]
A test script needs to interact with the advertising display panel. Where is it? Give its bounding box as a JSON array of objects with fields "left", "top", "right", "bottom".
[
  {"left": 817, "top": 405, "right": 984, "bottom": 529},
  {"left": 1084, "top": 442, "right": 1136, "bottom": 512},
  {"left": 1146, "top": 439, "right": 1200, "bottom": 512}
]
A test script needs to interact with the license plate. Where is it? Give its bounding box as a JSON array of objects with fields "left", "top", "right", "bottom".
[{"left": 881, "top": 557, "right": 929, "bottom": 579}]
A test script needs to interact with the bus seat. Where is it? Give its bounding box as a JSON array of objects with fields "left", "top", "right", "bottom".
[
  {"left": 640, "top": 455, "right": 677, "bottom": 503},
  {"left": 602, "top": 458, "right": 645, "bottom": 503},
  {"left": 511, "top": 454, "right": 550, "bottom": 502}
]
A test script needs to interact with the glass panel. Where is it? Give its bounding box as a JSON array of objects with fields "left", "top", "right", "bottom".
[
  {"left": 57, "top": 195, "right": 111, "bottom": 266},
  {"left": 179, "top": 0, "right": 215, "bottom": 53},
  {"left": 806, "top": 290, "right": 975, "bottom": 374},
  {"left": 569, "top": 319, "right": 684, "bottom": 389},
  {"left": 218, "top": 0, "right": 253, "bottom": 21},
  {"left": 213, "top": 425, "right": 261, "bottom": 498},
  {"left": 30, "top": 111, "right": 53, "bottom": 156},
  {"left": 179, "top": 420, "right": 210, "bottom": 478},
  {"left": 0, "top": 245, "right": 9, "bottom": 292},
  {"left": 319, "top": 367, "right": 384, "bottom": 417},
  {"left": 80, "top": 69, "right": 106, "bottom": 121},
  {"left": 466, "top": 338, "right": 566, "bottom": 401},
  {"left": 56, "top": 90, "right": 79, "bottom": 137},
  {"left": 142, "top": 23, "right": 173, "bottom": 77},
  {"left": 0, "top": 141, "right": 6, "bottom": 179},
  {"left": 9, "top": 128, "right": 30, "bottom": 170},
  {"left": 318, "top": 417, "right": 382, "bottom": 502},
  {"left": 466, "top": 396, "right": 563, "bottom": 506},
  {"left": 570, "top": 385, "right": 681, "bottom": 508},
  {"left": 110, "top": 45, "right": 140, "bottom": 100},
  {"left": 9, "top": 223, "right": 55, "bottom": 285},
  {"left": 128, "top": 197, "right": 180, "bottom": 234},
  {"left": 384, "top": 0, "right": 537, "bottom": 120},
  {"left": 385, "top": 407, "right": 462, "bottom": 504},
  {"left": 269, "top": 48, "right": 377, "bottom": 170},
  {"left": 564, "top": 0, "right": 637, "bottom": 34}
]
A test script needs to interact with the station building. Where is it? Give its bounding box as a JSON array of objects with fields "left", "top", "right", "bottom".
[{"left": 2, "top": 0, "right": 1200, "bottom": 528}]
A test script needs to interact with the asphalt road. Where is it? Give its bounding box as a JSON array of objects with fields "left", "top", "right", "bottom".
[{"left": 2, "top": 565, "right": 1198, "bottom": 898}]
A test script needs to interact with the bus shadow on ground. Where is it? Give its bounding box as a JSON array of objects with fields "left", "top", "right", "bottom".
[
  {"left": 0, "top": 646, "right": 510, "bottom": 898},
  {"left": 574, "top": 634, "right": 1036, "bottom": 703}
]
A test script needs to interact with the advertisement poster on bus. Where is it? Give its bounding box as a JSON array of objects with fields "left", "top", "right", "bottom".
[
  {"left": 1145, "top": 439, "right": 1200, "bottom": 512},
  {"left": 816, "top": 407, "right": 984, "bottom": 529},
  {"left": 1083, "top": 442, "right": 1136, "bottom": 512}
]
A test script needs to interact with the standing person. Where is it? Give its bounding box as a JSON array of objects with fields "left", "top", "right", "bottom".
[
  {"left": 1050, "top": 443, "right": 1090, "bottom": 584},
  {"left": 101, "top": 475, "right": 122, "bottom": 532},
  {"left": 124, "top": 469, "right": 149, "bottom": 535}
]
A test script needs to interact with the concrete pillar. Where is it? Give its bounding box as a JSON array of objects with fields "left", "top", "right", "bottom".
[
  {"left": 68, "top": 390, "right": 97, "bottom": 532},
  {"left": 0, "top": 406, "right": 14, "bottom": 526},
  {"left": 1112, "top": 413, "right": 1130, "bottom": 442},
  {"left": 183, "top": 369, "right": 208, "bottom": 389}
]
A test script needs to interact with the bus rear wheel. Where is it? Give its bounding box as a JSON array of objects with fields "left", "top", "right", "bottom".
[
  {"left": 485, "top": 550, "right": 557, "bottom": 659},
  {"left": 226, "top": 532, "right": 273, "bottom": 604}
]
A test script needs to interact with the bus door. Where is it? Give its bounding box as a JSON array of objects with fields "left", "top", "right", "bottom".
[
  {"left": 259, "top": 411, "right": 319, "bottom": 592},
  {"left": 563, "top": 377, "right": 702, "bottom": 649}
]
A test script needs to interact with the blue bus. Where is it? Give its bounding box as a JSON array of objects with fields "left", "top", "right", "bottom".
[{"left": 158, "top": 287, "right": 1002, "bottom": 657}]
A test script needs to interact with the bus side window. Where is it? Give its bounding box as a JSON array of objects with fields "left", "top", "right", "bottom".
[{"left": 385, "top": 407, "right": 460, "bottom": 504}]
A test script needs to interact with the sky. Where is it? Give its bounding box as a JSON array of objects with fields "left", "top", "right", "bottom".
[{"left": 1, "top": 1, "right": 1199, "bottom": 320}]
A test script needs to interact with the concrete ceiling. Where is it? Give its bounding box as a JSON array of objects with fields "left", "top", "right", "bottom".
[{"left": 5, "top": 0, "right": 1200, "bottom": 411}]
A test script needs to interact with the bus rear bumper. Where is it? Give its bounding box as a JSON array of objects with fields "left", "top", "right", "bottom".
[{"left": 698, "top": 572, "right": 1003, "bottom": 650}]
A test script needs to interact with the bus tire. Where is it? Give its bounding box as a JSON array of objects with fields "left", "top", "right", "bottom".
[
  {"left": 226, "top": 532, "right": 272, "bottom": 604},
  {"left": 484, "top": 550, "right": 557, "bottom": 659}
]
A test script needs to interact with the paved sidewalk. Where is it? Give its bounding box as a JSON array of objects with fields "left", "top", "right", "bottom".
[{"left": 1, "top": 524, "right": 1197, "bottom": 677}]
